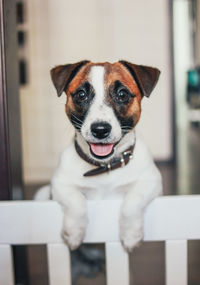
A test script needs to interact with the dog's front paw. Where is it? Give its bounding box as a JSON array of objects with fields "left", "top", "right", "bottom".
[
  {"left": 62, "top": 228, "right": 85, "bottom": 250},
  {"left": 62, "top": 215, "right": 88, "bottom": 250},
  {"left": 120, "top": 228, "right": 143, "bottom": 252},
  {"left": 120, "top": 215, "right": 144, "bottom": 252}
]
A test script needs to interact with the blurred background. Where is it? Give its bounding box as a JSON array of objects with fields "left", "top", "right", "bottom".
[
  {"left": 1, "top": 0, "right": 200, "bottom": 284},
  {"left": 17, "top": 0, "right": 200, "bottom": 197},
  {"left": 19, "top": 0, "right": 172, "bottom": 184}
]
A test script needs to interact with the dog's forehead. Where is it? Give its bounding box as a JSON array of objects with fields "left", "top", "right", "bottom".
[{"left": 67, "top": 62, "right": 140, "bottom": 95}]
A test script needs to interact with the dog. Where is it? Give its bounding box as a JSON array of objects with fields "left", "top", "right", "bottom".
[{"left": 44, "top": 60, "right": 162, "bottom": 252}]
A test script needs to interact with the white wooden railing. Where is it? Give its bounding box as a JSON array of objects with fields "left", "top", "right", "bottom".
[{"left": 0, "top": 195, "right": 200, "bottom": 285}]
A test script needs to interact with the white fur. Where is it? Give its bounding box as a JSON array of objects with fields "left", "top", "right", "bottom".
[
  {"left": 38, "top": 66, "right": 162, "bottom": 252},
  {"left": 81, "top": 66, "right": 122, "bottom": 154}
]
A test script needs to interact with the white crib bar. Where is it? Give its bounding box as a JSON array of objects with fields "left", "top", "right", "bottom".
[
  {"left": 0, "top": 196, "right": 200, "bottom": 285},
  {"left": 165, "top": 240, "right": 187, "bottom": 285},
  {"left": 106, "top": 242, "right": 129, "bottom": 285},
  {"left": 47, "top": 244, "right": 71, "bottom": 285},
  {"left": 0, "top": 245, "right": 14, "bottom": 285}
]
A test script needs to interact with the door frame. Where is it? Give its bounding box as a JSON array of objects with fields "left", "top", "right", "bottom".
[
  {"left": 0, "top": 0, "right": 29, "bottom": 284},
  {"left": 0, "top": 0, "right": 23, "bottom": 200}
]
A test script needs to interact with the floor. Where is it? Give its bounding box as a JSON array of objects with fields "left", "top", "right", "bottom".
[{"left": 19, "top": 125, "right": 200, "bottom": 285}]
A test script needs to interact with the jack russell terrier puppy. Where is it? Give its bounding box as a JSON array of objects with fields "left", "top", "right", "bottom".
[{"left": 43, "top": 60, "right": 162, "bottom": 252}]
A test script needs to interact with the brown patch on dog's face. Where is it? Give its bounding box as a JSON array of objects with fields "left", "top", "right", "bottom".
[
  {"left": 66, "top": 64, "right": 91, "bottom": 94},
  {"left": 65, "top": 64, "right": 90, "bottom": 111},
  {"left": 103, "top": 62, "right": 142, "bottom": 131},
  {"left": 64, "top": 63, "right": 95, "bottom": 131},
  {"left": 64, "top": 62, "right": 111, "bottom": 132}
]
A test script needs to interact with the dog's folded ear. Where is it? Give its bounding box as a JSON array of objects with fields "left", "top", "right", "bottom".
[
  {"left": 50, "top": 60, "right": 90, "bottom": 97},
  {"left": 119, "top": 60, "right": 160, "bottom": 97}
]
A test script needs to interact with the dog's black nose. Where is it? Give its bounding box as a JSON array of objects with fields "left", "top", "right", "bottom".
[{"left": 91, "top": 122, "right": 112, "bottom": 139}]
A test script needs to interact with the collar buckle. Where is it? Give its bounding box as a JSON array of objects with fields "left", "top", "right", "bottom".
[{"left": 120, "top": 156, "right": 125, "bottom": 167}]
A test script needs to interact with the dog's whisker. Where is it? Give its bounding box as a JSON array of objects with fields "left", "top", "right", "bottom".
[
  {"left": 71, "top": 119, "right": 83, "bottom": 126},
  {"left": 121, "top": 127, "right": 132, "bottom": 130},
  {"left": 121, "top": 125, "right": 132, "bottom": 128},
  {"left": 71, "top": 120, "right": 82, "bottom": 127},
  {"left": 72, "top": 125, "right": 81, "bottom": 130},
  {"left": 71, "top": 124, "right": 81, "bottom": 130},
  {"left": 71, "top": 113, "right": 84, "bottom": 124},
  {"left": 72, "top": 123, "right": 82, "bottom": 129},
  {"left": 74, "top": 125, "right": 81, "bottom": 130},
  {"left": 122, "top": 131, "right": 130, "bottom": 134}
]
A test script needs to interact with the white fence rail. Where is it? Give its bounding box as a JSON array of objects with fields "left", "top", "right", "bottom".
[{"left": 0, "top": 195, "right": 200, "bottom": 285}]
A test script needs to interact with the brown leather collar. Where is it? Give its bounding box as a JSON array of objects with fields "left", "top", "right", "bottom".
[{"left": 74, "top": 140, "right": 135, "bottom": 177}]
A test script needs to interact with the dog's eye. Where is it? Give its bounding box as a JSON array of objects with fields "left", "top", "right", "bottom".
[
  {"left": 76, "top": 90, "right": 87, "bottom": 101},
  {"left": 116, "top": 89, "right": 129, "bottom": 103}
]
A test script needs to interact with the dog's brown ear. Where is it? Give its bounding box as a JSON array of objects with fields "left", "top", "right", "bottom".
[
  {"left": 50, "top": 60, "right": 90, "bottom": 97},
  {"left": 119, "top": 60, "right": 160, "bottom": 97}
]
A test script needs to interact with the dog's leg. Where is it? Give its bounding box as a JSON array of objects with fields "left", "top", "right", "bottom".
[
  {"left": 52, "top": 184, "right": 88, "bottom": 250},
  {"left": 120, "top": 165, "right": 162, "bottom": 252},
  {"left": 62, "top": 192, "right": 88, "bottom": 251}
]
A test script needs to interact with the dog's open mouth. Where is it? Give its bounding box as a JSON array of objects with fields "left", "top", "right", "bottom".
[{"left": 89, "top": 143, "right": 114, "bottom": 159}]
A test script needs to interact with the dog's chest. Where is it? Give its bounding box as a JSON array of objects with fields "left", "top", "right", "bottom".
[
  {"left": 79, "top": 165, "right": 135, "bottom": 198},
  {"left": 65, "top": 149, "right": 140, "bottom": 200},
  {"left": 56, "top": 136, "right": 151, "bottom": 200}
]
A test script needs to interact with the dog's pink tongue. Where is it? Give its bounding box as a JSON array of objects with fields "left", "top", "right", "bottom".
[{"left": 90, "top": 143, "right": 114, "bottom": 156}]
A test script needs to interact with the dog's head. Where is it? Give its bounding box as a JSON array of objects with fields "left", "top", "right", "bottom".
[{"left": 51, "top": 60, "right": 160, "bottom": 161}]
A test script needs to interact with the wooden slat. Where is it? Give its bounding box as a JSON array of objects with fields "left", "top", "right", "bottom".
[
  {"left": 47, "top": 243, "right": 71, "bottom": 285},
  {"left": 0, "top": 196, "right": 200, "bottom": 244},
  {"left": 105, "top": 242, "right": 129, "bottom": 285},
  {"left": 165, "top": 240, "right": 187, "bottom": 285},
  {"left": 0, "top": 245, "right": 14, "bottom": 285}
]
